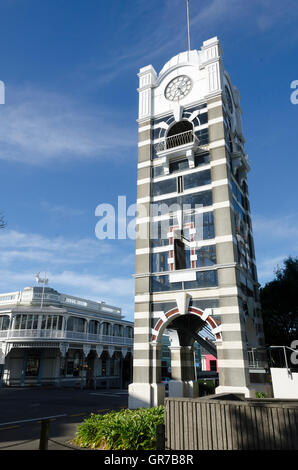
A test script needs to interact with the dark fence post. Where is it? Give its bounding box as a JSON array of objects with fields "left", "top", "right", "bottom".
[
  {"left": 156, "top": 423, "right": 165, "bottom": 450},
  {"left": 39, "top": 419, "right": 50, "bottom": 450}
]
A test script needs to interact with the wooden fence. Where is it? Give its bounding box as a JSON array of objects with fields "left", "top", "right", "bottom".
[{"left": 165, "top": 394, "right": 298, "bottom": 450}]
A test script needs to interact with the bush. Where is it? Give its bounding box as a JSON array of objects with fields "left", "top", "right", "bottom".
[
  {"left": 74, "top": 406, "right": 165, "bottom": 450},
  {"left": 256, "top": 392, "right": 267, "bottom": 399}
]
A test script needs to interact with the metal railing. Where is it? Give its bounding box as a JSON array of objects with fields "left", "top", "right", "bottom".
[
  {"left": 247, "top": 348, "right": 268, "bottom": 369},
  {"left": 1, "top": 329, "right": 133, "bottom": 346},
  {"left": 155, "top": 130, "right": 200, "bottom": 153}
]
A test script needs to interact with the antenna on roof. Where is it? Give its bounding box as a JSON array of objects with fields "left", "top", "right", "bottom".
[{"left": 186, "top": 0, "right": 191, "bottom": 52}]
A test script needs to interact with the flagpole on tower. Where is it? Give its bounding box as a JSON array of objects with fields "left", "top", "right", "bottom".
[{"left": 186, "top": 0, "right": 191, "bottom": 53}]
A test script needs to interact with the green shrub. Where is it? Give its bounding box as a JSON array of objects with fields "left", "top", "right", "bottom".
[
  {"left": 74, "top": 406, "right": 164, "bottom": 450},
  {"left": 256, "top": 392, "right": 267, "bottom": 399}
]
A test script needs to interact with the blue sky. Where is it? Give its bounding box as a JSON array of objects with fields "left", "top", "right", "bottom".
[{"left": 0, "top": 0, "right": 297, "bottom": 321}]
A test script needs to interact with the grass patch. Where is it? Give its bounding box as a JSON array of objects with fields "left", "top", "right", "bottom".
[{"left": 74, "top": 406, "right": 164, "bottom": 450}]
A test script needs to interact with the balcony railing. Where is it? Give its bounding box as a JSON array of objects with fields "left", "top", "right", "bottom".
[
  {"left": 1, "top": 329, "right": 133, "bottom": 346},
  {"left": 155, "top": 130, "right": 200, "bottom": 153}
]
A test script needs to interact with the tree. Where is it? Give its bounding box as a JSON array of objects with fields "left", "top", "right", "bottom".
[
  {"left": 260, "top": 256, "right": 298, "bottom": 346},
  {"left": 0, "top": 213, "right": 6, "bottom": 229}
]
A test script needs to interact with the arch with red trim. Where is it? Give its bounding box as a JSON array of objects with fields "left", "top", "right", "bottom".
[{"left": 152, "top": 306, "right": 222, "bottom": 343}]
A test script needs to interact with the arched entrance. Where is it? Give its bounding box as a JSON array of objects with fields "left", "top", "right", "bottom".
[{"left": 152, "top": 305, "right": 221, "bottom": 398}]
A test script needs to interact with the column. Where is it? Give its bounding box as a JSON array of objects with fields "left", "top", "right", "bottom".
[{"left": 168, "top": 346, "right": 198, "bottom": 398}]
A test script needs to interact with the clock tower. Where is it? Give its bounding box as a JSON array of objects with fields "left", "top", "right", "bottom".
[{"left": 129, "top": 37, "right": 269, "bottom": 409}]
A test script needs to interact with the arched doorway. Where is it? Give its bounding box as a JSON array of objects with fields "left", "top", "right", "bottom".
[{"left": 153, "top": 306, "right": 221, "bottom": 398}]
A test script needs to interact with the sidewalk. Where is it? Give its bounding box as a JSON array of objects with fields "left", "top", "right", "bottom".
[{"left": 0, "top": 421, "right": 83, "bottom": 451}]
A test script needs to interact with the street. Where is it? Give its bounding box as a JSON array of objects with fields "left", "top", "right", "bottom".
[{"left": 0, "top": 387, "right": 128, "bottom": 450}]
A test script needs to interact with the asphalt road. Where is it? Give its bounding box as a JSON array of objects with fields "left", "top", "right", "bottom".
[{"left": 0, "top": 387, "right": 128, "bottom": 450}]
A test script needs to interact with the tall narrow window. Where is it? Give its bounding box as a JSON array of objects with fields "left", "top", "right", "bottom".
[
  {"left": 177, "top": 175, "right": 183, "bottom": 193},
  {"left": 174, "top": 238, "right": 186, "bottom": 269}
]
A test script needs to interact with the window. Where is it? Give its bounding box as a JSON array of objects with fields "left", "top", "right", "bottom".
[
  {"left": 101, "top": 322, "right": 111, "bottom": 336},
  {"left": 169, "top": 158, "right": 189, "bottom": 174},
  {"left": 150, "top": 219, "right": 172, "bottom": 248},
  {"left": 151, "top": 275, "right": 182, "bottom": 292},
  {"left": 183, "top": 169, "right": 211, "bottom": 190},
  {"left": 0, "top": 316, "right": 9, "bottom": 330},
  {"left": 177, "top": 175, "right": 183, "bottom": 193},
  {"left": 66, "top": 361, "right": 74, "bottom": 375},
  {"left": 68, "top": 353, "right": 81, "bottom": 376},
  {"left": 195, "top": 128, "right": 209, "bottom": 145},
  {"left": 180, "top": 190, "right": 213, "bottom": 208},
  {"left": 203, "top": 212, "right": 215, "bottom": 239},
  {"left": 174, "top": 238, "right": 186, "bottom": 270},
  {"left": 210, "top": 360, "right": 217, "bottom": 371},
  {"left": 184, "top": 270, "right": 218, "bottom": 289},
  {"left": 152, "top": 166, "right": 164, "bottom": 178},
  {"left": 89, "top": 320, "right": 98, "bottom": 335},
  {"left": 100, "top": 358, "right": 107, "bottom": 377},
  {"left": 151, "top": 270, "right": 218, "bottom": 292},
  {"left": 151, "top": 252, "right": 169, "bottom": 273},
  {"left": 195, "top": 245, "right": 217, "bottom": 267},
  {"left": 26, "top": 357, "right": 40, "bottom": 377},
  {"left": 152, "top": 177, "right": 177, "bottom": 197},
  {"left": 67, "top": 317, "right": 74, "bottom": 331},
  {"left": 194, "top": 152, "right": 210, "bottom": 167}
]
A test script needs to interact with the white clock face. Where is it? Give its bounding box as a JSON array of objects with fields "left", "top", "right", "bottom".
[{"left": 165, "top": 75, "right": 192, "bottom": 101}]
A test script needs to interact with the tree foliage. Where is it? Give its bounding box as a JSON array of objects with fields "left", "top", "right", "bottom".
[
  {"left": 260, "top": 256, "right": 298, "bottom": 346},
  {"left": 0, "top": 213, "right": 6, "bottom": 229}
]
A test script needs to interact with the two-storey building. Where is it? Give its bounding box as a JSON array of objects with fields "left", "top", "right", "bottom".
[{"left": 0, "top": 286, "right": 133, "bottom": 388}]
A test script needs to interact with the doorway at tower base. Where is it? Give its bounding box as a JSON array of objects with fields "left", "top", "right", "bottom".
[
  {"left": 168, "top": 380, "right": 199, "bottom": 398},
  {"left": 128, "top": 382, "right": 165, "bottom": 409},
  {"left": 215, "top": 385, "right": 256, "bottom": 398}
]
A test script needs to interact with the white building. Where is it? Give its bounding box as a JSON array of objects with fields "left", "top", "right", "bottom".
[{"left": 0, "top": 286, "right": 133, "bottom": 388}]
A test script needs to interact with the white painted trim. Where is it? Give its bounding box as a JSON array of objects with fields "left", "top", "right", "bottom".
[
  {"left": 138, "top": 125, "right": 151, "bottom": 133},
  {"left": 152, "top": 163, "right": 211, "bottom": 183},
  {"left": 207, "top": 100, "right": 222, "bottom": 110},
  {"left": 134, "top": 311, "right": 149, "bottom": 319},
  {"left": 217, "top": 359, "right": 248, "bottom": 368},
  {"left": 212, "top": 325, "right": 222, "bottom": 334},
  {"left": 220, "top": 324, "right": 243, "bottom": 331},
  {"left": 137, "top": 196, "right": 151, "bottom": 204},
  {"left": 135, "top": 247, "right": 151, "bottom": 255},
  {"left": 138, "top": 140, "right": 151, "bottom": 147},
  {"left": 220, "top": 306, "right": 241, "bottom": 314},
  {"left": 133, "top": 343, "right": 150, "bottom": 350},
  {"left": 212, "top": 178, "right": 229, "bottom": 187},
  {"left": 134, "top": 327, "right": 151, "bottom": 334},
  {"left": 137, "top": 161, "right": 151, "bottom": 169},
  {"left": 211, "top": 158, "right": 227, "bottom": 167},
  {"left": 148, "top": 286, "right": 238, "bottom": 303},
  {"left": 218, "top": 342, "right": 244, "bottom": 349},
  {"left": 135, "top": 294, "right": 151, "bottom": 303},
  {"left": 213, "top": 201, "right": 231, "bottom": 210},
  {"left": 208, "top": 116, "right": 224, "bottom": 126},
  {"left": 209, "top": 139, "right": 226, "bottom": 149},
  {"left": 137, "top": 178, "right": 151, "bottom": 186}
]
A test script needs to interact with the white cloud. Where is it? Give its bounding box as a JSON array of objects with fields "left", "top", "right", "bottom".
[
  {"left": 0, "top": 268, "right": 134, "bottom": 318},
  {"left": 0, "top": 229, "right": 135, "bottom": 268},
  {"left": 0, "top": 86, "right": 135, "bottom": 165},
  {"left": 0, "top": 229, "right": 135, "bottom": 317}
]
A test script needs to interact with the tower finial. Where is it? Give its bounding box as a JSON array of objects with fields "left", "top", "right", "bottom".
[{"left": 186, "top": 0, "right": 191, "bottom": 52}]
